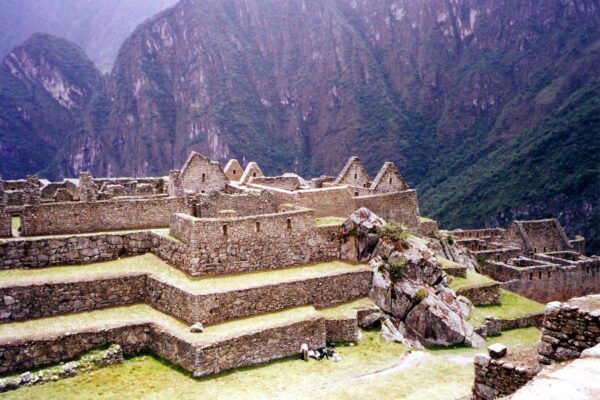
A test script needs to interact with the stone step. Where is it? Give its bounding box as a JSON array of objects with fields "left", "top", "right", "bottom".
[
  {"left": 0, "top": 254, "right": 372, "bottom": 325},
  {"left": 0, "top": 304, "right": 326, "bottom": 377}
]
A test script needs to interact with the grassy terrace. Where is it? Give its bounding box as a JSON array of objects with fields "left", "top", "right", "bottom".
[
  {"left": 467, "top": 290, "right": 545, "bottom": 327},
  {"left": 0, "top": 304, "right": 320, "bottom": 347},
  {"left": 318, "top": 298, "right": 378, "bottom": 320},
  {"left": 436, "top": 257, "right": 464, "bottom": 270},
  {"left": 449, "top": 270, "right": 496, "bottom": 291},
  {"left": 0, "top": 254, "right": 369, "bottom": 294},
  {"left": 315, "top": 216, "right": 346, "bottom": 227},
  {"left": 1, "top": 327, "right": 542, "bottom": 400}
]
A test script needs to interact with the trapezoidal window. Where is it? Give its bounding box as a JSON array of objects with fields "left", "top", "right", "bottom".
[
  {"left": 287, "top": 218, "right": 292, "bottom": 231},
  {"left": 222, "top": 224, "right": 228, "bottom": 236},
  {"left": 389, "top": 177, "right": 393, "bottom": 184},
  {"left": 233, "top": 170, "right": 236, "bottom": 174},
  {"left": 354, "top": 173, "right": 358, "bottom": 179},
  {"left": 529, "top": 273, "right": 533, "bottom": 280},
  {"left": 201, "top": 173, "right": 206, "bottom": 182},
  {"left": 255, "top": 221, "right": 261, "bottom": 233},
  {"left": 253, "top": 172, "right": 257, "bottom": 177}
]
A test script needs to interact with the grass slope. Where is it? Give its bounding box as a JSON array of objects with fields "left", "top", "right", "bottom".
[{"left": 0, "top": 327, "right": 542, "bottom": 400}]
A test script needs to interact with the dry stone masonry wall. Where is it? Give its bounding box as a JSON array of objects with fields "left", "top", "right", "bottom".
[{"left": 537, "top": 295, "right": 600, "bottom": 365}]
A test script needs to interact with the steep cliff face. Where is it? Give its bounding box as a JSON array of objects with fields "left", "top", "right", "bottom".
[
  {"left": 0, "top": 34, "right": 102, "bottom": 178},
  {"left": 0, "top": 0, "right": 178, "bottom": 72},
  {"left": 1, "top": 0, "right": 599, "bottom": 252}
]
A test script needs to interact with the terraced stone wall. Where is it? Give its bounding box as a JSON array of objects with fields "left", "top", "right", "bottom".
[
  {"left": 0, "top": 276, "right": 146, "bottom": 322},
  {"left": 197, "top": 317, "right": 326, "bottom": 376},
  {"left": 263, "top": 186, "right": 356, "bottom": 219},
  {"left": 537, "top": 296, "right": 600, "bottom": 365},
  {"left": 324, "top": 318, "right": 358, "bottom": 342},
  {"left": 0, "top": 316, "right": 326, "bottom": 377},
  {"left": 21, "top": 197, "right": 189, "bottom": 236},
  {"left": 0, "top": 232, "right": 154, "bottom": 269},
  {"left": 0, "top": 324, "right": 153, "bottom": 374},
  {"left": 148, "top": 269, "right": 372, "bottom": 325},
  {"left": 354, "top": 190, "right": 420, "bottom": 230}
]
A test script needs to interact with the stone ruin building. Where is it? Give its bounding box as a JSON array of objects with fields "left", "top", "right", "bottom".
[
  {"left": 450, "top": 219, "right": 599, "bottom": 303},
  {"left": 0, "top": 152, "right": 597, "bottom": 392}
]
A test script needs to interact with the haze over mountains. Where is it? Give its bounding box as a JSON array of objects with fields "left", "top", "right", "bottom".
[{"left": 0, "top": 0, "right": 598, "bottom": 252}]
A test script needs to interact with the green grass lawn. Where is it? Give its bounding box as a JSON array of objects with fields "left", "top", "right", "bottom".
[
  {"left": 0, "top": 304, "right": 321, "bottom": 347},
  {"left": 0, "top": 254, "right": 368, "bottom": 295},
  {"left": 1, "top": 326, "right": 542, "bottom": 400},
  {"left": 436, "top": 257, "right": 463, "bottom": 269},
  {"left": 467, "top": 290, "right": 545, "bottom": 327},
  {"left": 315, "top": 216, "right": 346, "bottom": 227},
  {"left": 449, "top": 270, "right": 496, "bottom": 291}
]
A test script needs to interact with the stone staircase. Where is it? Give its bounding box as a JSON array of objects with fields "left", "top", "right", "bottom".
[{"left": 0, "top": 252, "right": 377, "bottom": 377}]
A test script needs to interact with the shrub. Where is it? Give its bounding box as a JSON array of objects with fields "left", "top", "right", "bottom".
[
  {"left": 387, "top": 258, "right": 407, "bottom": 282},
  {"left": 377, "top": 223, "right": 409, "bottom": 249},
  {"left": 415, "top": 288, "right": 428, "bottom": 303},
  {"left": 446, "top": 234, "right": 455, "bottom": 245}
]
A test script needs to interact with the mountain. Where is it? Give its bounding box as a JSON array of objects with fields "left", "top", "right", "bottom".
[
  {"left": 1, "top": 0, "right": 599, "bottom": 253},
  {"left": 0, "top": 33, "right": 102, "bottom": 178},
  {"left": 0, "top": 0, "right": 178, "bottom": 72}
]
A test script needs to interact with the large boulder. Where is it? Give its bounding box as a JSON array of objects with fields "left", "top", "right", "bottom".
[
  {"left": 404, "top": 292, "right": 474, "bottom": 347},
  {"left": 341, "top": 208, "right": 386, "bottom": 261}
]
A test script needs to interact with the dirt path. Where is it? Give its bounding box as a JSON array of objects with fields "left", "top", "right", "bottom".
[{"left": 274, "top": 351, "right": 432, "bottom": 399}]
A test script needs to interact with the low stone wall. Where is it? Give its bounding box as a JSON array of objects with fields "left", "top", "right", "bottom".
[
  {"left": 473, "top": 346, "right": 538, "bottom": 400},
  {"left": 457, "top": 283, "right": 501, "bottom": 306},
  {"left": 476, "top": 314, "right": 544, "bottom": 338},
  {"left": 537, "top": 295, "right": 600, "bottom": 365},
  {"left": 0, "top": 324, "right": 152, "bottom": 374},
  {"left": 324, "top": 318, "right": 358, "bottom": 343},
  {"left": 0, "top": 232, "right": 153, "bottom": 269},
  {"left": 0, "top": 344, "right": 123, "bottom": 393},
  {"left": 354, "top": 190, "right": 420, "bottom": 230},
  {"left": 21, "top": 196, "right": 189, "bottom": 236}
]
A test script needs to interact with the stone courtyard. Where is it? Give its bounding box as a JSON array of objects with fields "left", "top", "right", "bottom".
[{"left": 0, "top": 152, "right": 598, "bottom": 399}]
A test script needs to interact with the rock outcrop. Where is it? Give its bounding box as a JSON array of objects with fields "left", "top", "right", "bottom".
[{"left": 345, "top": 208, "right": 480, "bottom": 348}]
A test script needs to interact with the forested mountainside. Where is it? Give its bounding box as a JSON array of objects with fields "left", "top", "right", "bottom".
[{"left": 0, "top": 0, "right": 598, "bottom": 252}]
